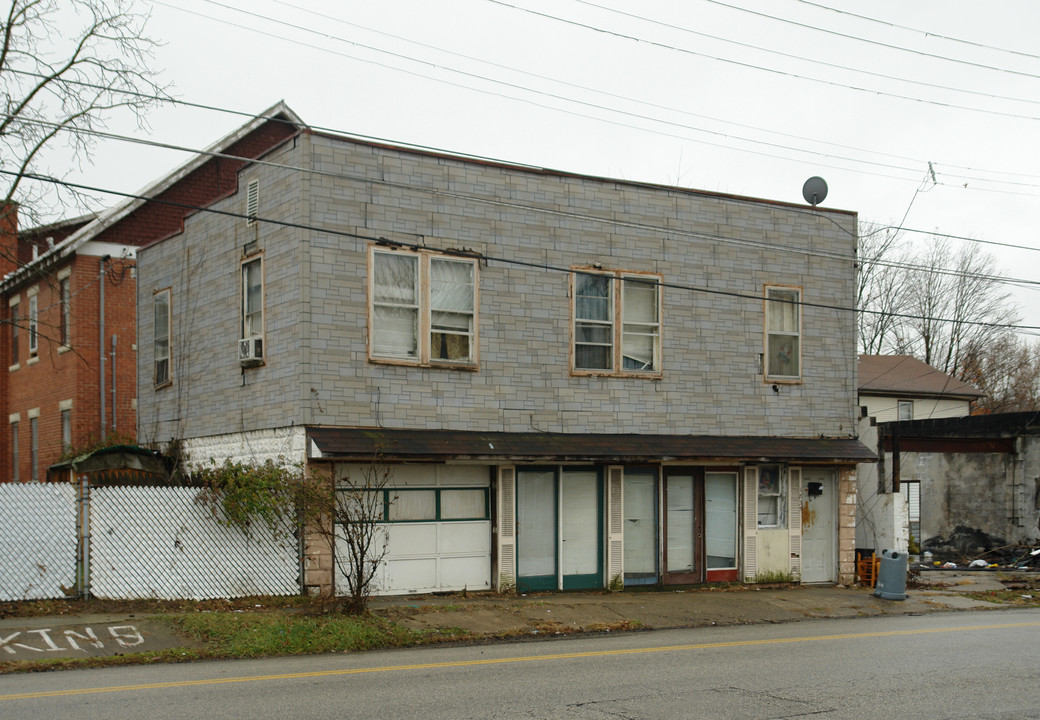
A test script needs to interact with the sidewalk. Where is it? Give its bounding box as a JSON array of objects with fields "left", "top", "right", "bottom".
[
  {"left": 0, "top": 571, "right": 1022, "bottom": 662},
  {"left": 370, "top": 570, "right": 1009, "bottom": 636}
]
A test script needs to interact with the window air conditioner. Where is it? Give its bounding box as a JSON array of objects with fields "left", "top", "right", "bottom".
[{"left": 239, "top": 337, "right": 264, "bottom": 366}]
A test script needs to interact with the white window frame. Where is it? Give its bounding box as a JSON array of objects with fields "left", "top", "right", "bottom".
[
  {"left": 28, "top": 293, "right": 38, "bottom": 355},
  {"left": 764, "top": 285, "right": 802, "bottom": 383},
  {"left": 368, "top": 246, "right": 478, "bottom": 368},
  {"left": 59, "top": 276, "right": 71, "bottom": 347},
  {"left": 757, "top": 464, "right": 786, "bottom": 528},
  {"left": 897, "top": 400, "right": 913, "bottom": 421},
  {"left": 153, "top": 288, "right": 171, "bottom": 388},
  {"left": 571, "top": 269, "right": 662, "bottom": 377},
  {"left": 241, "top": 255, "right": 264, "bottom": 341}
]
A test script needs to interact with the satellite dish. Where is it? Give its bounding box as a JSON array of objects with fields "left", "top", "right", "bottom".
[{"left": 802, "top": 176, "right": 828, "bottom": 207}]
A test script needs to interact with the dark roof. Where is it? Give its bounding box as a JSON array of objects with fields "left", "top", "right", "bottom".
[
  {"left": 858, "top": 355, "right": 983, "bottom": 400},
  {"left": 880, "top": 411, "right": 1040, "bottom": 438},
  {"left": 308, "top": 428, "right": 875, "bottom": 464}
]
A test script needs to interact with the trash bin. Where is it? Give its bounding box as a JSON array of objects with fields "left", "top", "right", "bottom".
[{"left": 872, "top": 549, "right": 908, "bottom": 601}]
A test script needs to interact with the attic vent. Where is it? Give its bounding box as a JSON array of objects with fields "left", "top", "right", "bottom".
[{"left": 245, "top": 179, "right": 259, "bottom": 226}]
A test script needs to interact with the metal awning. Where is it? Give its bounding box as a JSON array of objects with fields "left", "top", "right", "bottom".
[{"left": 307, "top": 427, "right": 876, "bottom": 464}]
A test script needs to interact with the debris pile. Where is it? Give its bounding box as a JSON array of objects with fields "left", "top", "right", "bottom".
[{"left": 914, "top": 543, "right": 1040, "bottom": 571}]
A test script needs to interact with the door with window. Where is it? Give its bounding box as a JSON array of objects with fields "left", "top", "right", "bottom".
[
  {"left": 663, "top": 468, "right": 739, "bottom": 584},
  {"left": 516, "top": 467, "right": 603, "bottom": 591}
]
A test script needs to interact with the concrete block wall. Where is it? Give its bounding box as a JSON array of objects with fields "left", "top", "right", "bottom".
[{"left": 138, "top": 131, "right": 860, "bottom": 444}]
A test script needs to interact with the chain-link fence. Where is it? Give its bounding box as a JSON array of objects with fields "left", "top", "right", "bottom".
[
  {"left": 0, "top": 483, "right": 78, "bottom": 601},
  {"left": 0, "top": 483, "right": 300, "bottom": 602}
]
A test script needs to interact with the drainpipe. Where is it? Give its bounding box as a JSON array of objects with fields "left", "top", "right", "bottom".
[
  {"left": 99, "top": 257, "right": 109, "bottom": 435},
  {"left": 111, "top": 334, "right": 117, "bottom": 430}
]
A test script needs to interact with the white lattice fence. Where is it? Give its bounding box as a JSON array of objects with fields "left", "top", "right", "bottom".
[
  {"left": 90, "top": 486, "right": 300, "bottom": 600},
  {"left": 0, "top": 483, "right": 78, "bottom": 601}
]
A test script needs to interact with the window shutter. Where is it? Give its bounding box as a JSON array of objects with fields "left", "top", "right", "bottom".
[
  {"left": 497, "top": 466, "right": 516, "bottom": 591},
  {"left": 607, "top": 466, "right": 624, "bottom": 584},
  {"left": 788, "top": 467, "right": 802, "bottom": 579},
  {"left": 743, "top": 466, "right": 758, "bottom": 581},
  {"left": 245, "top": 179, "right": 259, "bottom": 226}
]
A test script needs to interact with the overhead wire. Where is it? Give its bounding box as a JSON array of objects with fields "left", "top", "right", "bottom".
[
  {"left": 485, "top": 0, "right": 1040, "bottom": 122},
  {"left": 143, "top": 0, "right": 1040, "bottom": 193},
  {"left": 6, "top": 108, "right": 1040, "bottom": 288},
  {"left": 5, "top": 167, "right": 1039, "bottom": 335},
  {"left": 700, "top": 0, "right": 1040, "bottom": 79},
  {"left": 569, "top": 0, "right": 1040, "bottom": 107},
  {"left": 789, "top": 0, "right": 1040, "bottom": 63}
]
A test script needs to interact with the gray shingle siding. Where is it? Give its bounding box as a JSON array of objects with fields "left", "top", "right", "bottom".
[{"left": 138, "top": 132, "right": 858, "bottom": 444}]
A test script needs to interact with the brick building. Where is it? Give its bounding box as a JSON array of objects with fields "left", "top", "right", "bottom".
[
  {"left": 0, "top": 103, "right": 302, "bottom": 482},
  {"left": 135, "top": 104, "right": 873, "bottom": 596}
]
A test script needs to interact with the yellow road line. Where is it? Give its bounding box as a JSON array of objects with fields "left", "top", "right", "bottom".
[{"left": 4, "top": 620, "right": 1039, "bottom": 702}]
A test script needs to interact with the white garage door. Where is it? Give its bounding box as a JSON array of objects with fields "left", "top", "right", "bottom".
[{"left": 335, "top": 464, "right": 491, "bottom": 596}]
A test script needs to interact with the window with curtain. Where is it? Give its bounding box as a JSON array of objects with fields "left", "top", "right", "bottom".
[
  {"left": 572, "top": 270, "right": 661, "bottom": 375},
  {"left": 765, "top": 286, "right": 801, "bottom": 381},
  {"left": 241, "top": 257, "right": 263, "bottom": 339},
  {"left": 757, "top": 464, "right": 785, "bottom": 528},
  {"left": 370, "top": 247, "right": 477, "bottom": 367}
]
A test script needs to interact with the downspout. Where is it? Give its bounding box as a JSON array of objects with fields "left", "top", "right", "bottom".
[
  {"left": 99, "top": 256, "right": 109, "bottom": 434},
  {"left": 111, "top": 334, "right": 117, "bottom": 430}
]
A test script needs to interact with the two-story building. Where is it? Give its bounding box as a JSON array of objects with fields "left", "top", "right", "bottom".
[{"left": 133, "top": 103, "right": 872, "bottom": 596}]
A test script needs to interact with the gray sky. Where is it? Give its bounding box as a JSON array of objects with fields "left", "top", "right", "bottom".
[{"left": 53, "top": 0, "right": 1040, "bottom": 331}]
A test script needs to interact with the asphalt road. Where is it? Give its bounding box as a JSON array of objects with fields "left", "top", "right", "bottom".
[{"left": 3, "top": 608, "right": 1040, "bottom": 719}]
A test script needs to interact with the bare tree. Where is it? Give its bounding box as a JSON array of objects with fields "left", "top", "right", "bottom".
[
  {"left": 857, "top": 223, "right": 910, "bottom": 355},
  {"left": 1, "top": 0, "right": 168, "bottom": 230},
  {"left": 305, "top": 460, "right": 395, "bottom": 615},
  {"left": 961, "top": 334, "right": 1040, "bottom": 414},
  {"left": 857, "top": 229, "right": 1019, "bottom": 379},
  {"left": 333, "top": 463, "right": 394, "bottom": 614}
]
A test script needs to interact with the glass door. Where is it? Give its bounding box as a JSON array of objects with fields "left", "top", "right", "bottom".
[
  {"left": 623, "top": 470, "right": 658, "bottom": 586},
  {"left": 560, "top": 469, "right": 603, "bottom": 589},
  {"left": 664, "top": 469, "right": 703, "bottom": 584},
  {"left": 516, "top": 469, "right": 557, "bottom": 591}
]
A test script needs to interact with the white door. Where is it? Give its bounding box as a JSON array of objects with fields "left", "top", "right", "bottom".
[
  {"left": 623, "top": 471, "right": 657, "bottom": 585},
  {"left": 800, "top": 468, "right": 836, "bottom": 583}
]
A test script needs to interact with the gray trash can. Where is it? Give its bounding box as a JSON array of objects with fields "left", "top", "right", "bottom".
[{"left": 873, "top": 549, "right": 908, "bottom": 600}]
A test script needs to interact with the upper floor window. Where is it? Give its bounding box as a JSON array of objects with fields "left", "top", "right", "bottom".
[
  {"left": 9, "top": 302, "right": 18, "bottom": 366},
  {"left": 153, "top": 289, "right": 171, "bottom": 387},
  {"left": 369, "top": 247, "right": 477, "bottom": 367},
  {"left": 572, "top": 270, "right": 661, "bottom": 376},
  {"left": 60, "top": 277, "right": 71, "bottom": 346},
  {"left": 242, "top": 256, "right": 264, "bottom": 339},
  {"left": 897, "top": 400, "right": 913, "bottom": 421},
  {"left": 28, "top": 294, "right": 38, "bottom": 355},
  {"left": 765, "top": 286, "right": 801, "bottom": 382}
]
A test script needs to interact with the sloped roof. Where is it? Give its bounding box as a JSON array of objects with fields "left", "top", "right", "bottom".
[
  {"left": 308, "top": 428, "right": 875, "bottom": 463},
  {"left": 858, "top": 355, "right": 983, "bottom": 400},
  {"left": 1, "top": 101, "right": 305, "bottom": 291}
]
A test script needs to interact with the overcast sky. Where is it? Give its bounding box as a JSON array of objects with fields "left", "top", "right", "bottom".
[{"left": 47, "top": 0, "right": 1040, "bottom": 332}]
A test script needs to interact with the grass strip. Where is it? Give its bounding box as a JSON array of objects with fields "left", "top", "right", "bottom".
[{"left": 0, "top": 612, "right": 469, "bottom": 674}]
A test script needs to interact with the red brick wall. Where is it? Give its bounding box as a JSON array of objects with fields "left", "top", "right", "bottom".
[{"left": 2, "top": 254, "right": 137, "bottom": 482}]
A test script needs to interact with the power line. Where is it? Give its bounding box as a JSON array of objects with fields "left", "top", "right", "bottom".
[
  {"left": 147, "top": 0, "right": 1040, "bottom": 186},
  {"left": 6, "top": 168, "right": 1039, "bottom": 335},
  {"left": 485, "top": 0, "right": 1040, "bottom": 122},
  {"left": 7, "top": 109, "right": 1040, "bottom": 287},
  {"left": 790, "top": 0, "right": 1040, "bottom": 63},
  {"left": 570, "top": 0, "right": 1040, "bottom": 107},
  {"left": 700, "top": 0, "right": 1040, "bottom": 80}
]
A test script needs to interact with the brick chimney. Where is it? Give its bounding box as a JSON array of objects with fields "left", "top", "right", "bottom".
[{"left": 0, "top": 203, "right": 18, "bottom": 280}]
